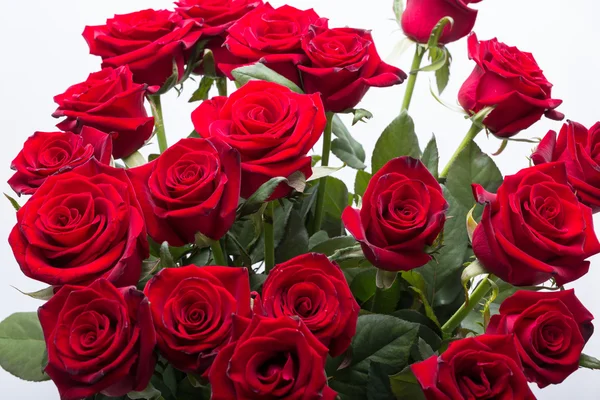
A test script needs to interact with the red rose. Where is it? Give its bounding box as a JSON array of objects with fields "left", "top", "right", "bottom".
[
  {"left": 299, "top": 25, "right": 406, "bottom": 112},
  {"left": 401, "top": 0, "right": 481, "bottom": 44},
  {"left": 342, "top": 157, "right": 447, "bottom": 272},
  {"left": 38, "top": 279, "right": 156, "bottom": 400},
  {"left": 458, "top": 33, "right": 563, "bottom": 137},
  {"left": 532, "top": 120, "right": 600, "bottom": 213},
  {"left": 175, "top": 0, "right": 262, "bottom": 37},
  {"left": 8, "top": 128, "right": 112, "bottom": 195},
  {"left": 254, "top": 253, "right": 359, "bottom": 357},
  {"left": 487, "top": 289, "right": 594, "bottom": 388},
  {"left": 9, "top": 159, "right": 148, "bottom": 287},
  {"left": 128, "top": 138, "right": 240, "bottom": 246},
  {"left": 144, "top": 266, "right": 251, "bottom": 376},
  {"left": 191, "top": 80, "right": 326, "bottom": 199},
  {"left": 411, "top": 335, "right": 536, "bottom": 400},
  {"left": 219, "top": 4, "right": 321, "bottom": 85},
  {"left": 209, "top": 315, "right": 337, "bottom": 400},
  {"left": 52, "top": 66, "right": 155, "bottom": 159},
  {"left": 472, "top": 162, "right": 600, "bottom": 286},
  {"left": 83, "top": 9, "right": 202, "bottom": 87}
]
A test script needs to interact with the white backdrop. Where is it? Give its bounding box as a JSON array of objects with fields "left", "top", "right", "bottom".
[{"left": 1, "top": 0, "right": 599, "bottom": 398}]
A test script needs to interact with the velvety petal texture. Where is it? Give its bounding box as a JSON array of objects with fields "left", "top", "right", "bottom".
[
  {"left": 52, "top": 66, "right": 154, "bottom": 159},
  {"left": 8, "top": 128, "right": 112, "bottom": 195},
  {"left": 487, "top": 289, "right": 594, "bottom": 388},
  {"left": 532, "top": 120, "right": 600, "bottom": 213},
  {"left": 458, "top": 33, "right": 563, "bottom": 137},
  {"left": 127, "top": 138, "right": 241, "bottom": 246},
  {"left": 9, "top": 159, "right": 149, "bottom": 287},
  {"left": 209, "top": 315, "right": 337, "bottom": 399},
  {"left": 411, "top": 335, "right": 536, "bottom": 399},
  {"left": 191, "top": 80, "right": 326, "bottom": 199},
  {"left": 342, "top": 157, "right": 447, "bottom": 271},
  {"left": 255, "top": 253, "right": 359, "bottom": 357},
  {"left": 471, "top": 162, "right": 600, "bottom": 286},
  {"left": 82, "top": 9, "right": 202, "bottom": 87},
  {"left": 299, "top": 23, "right": 407, "bottom": 112},
  {"left": 175, "top": 0, "right": 263, "bottom": 36},
  {"left": 401, "top": 0, "right": 481, "bottom": 44},
  {"left": 38, "top": 279, "right": 156, "bottom": 400},
  {"left": 144, "top": 266, "right": 251, "bottom": 376}
]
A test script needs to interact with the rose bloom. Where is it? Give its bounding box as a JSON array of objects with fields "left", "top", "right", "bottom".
[
  {"left": 255, "top": 253, "right": 359, "bottom": 357},
  {"left": 9, "top": 159, "right": 148, "bottom": 287},
  {"left": 8, "top": 128, "right": 112, "bottom": 195},
  {"left": 128, "top": 138, "right": 241, "bottom": 247},
  {"left": 458, "top": 33, "right": 563, "bottom": 137},
  {"left": 411, "top": 335, "right": 536, "bottom": 399},
  {"left": 52, "top": 66, "right": 155, "bottom": 159},
  {"left": 401, "top": 0, "right": 482, "bottom": 44},
  {"left": 175, "top": 0, "right": 262, "bottom": 36},
  {"left": 38, "top": 279, "right": 156, "bottom": 400},
  {"left": 487, "top": 289, "right": 594, "bottom": 387},
  {"left": 209, "top": 315, "right": 337, "bottom": 400},
  {"left": 83, "top": 9, "right": 202, "bottom": 87},
  {"left": 472, "top": 162, "right": 600, "bottom": 286},
  {"left": 191, "top": 80, "right": 326, "bottom": 199},
  {"left": 342, "top": 157, "right": 447, "bottom": 272},
  {"left": 299, "top": 24, "right": 407, "bottom": 112},
  {"left": 144, "top": 266, "right": 251, "bottom": 376},
  {"left": 532, "top": 120, "right": 600, "bottom": 212}
]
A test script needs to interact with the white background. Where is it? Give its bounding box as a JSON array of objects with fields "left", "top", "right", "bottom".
[{"left": 1, "top": 0, "right": 599, "bottom": 398}]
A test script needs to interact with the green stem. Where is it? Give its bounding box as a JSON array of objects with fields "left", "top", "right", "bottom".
[
  {"left": 401, "top": 45, "right": 425, "bottom": 112},
  {"left": 264, "top": 202, "right": 276, "bottom": 273},
  {"left": 148, "top": 95, "right": 167, "bottom": 153},
  {"left": 216, "top": 77, "right": 228, "bottom": 96},
  {"left": 210, "top": 240, "right": 228, "bottom": 266},
  {"left": 441, "top": 276, "right": 492, "bottom": 335},
  {"left": 439, "top": 123, "right": 483, "bottom": 180},
  {"left": 312, "top": 112, "right": 335, "bottom": 234}
]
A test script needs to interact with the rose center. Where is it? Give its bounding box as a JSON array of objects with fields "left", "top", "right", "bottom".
[
  {"left": 257, "top": 352, "right": 296, "bottom": 387},
  {"left": 294, "top": 296, "right": 314, "bottom": 317},
  {"left": 39, "top": 147, "right": 70, "bottom": 167},
  {"left": 48, "top": 206, "right": 81, "bottom": 228},
  {"left": 534, "top": 196, "right": 561, "bottom": 223}
]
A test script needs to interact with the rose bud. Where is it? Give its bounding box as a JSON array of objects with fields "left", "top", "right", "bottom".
[
  {"left": 342, "top": 157, "right": 447, "bottom": 272},
  {"left": 458, "top": 33, "right": 564, "bottom": 137},
  {"left": 8, "top": 128, "right": 112, "bottom": 195}
]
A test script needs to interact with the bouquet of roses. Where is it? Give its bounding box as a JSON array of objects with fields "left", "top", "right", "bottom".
[{"left": 2, "top": 0, "right": 600, "bottom": 399}]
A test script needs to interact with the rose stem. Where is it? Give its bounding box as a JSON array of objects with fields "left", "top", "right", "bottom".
[
  {"left": 148, "top": 95, "right": 167, "bottom": 153},
  {"left": 216, "top": 77, "right": 228, "bottom": 96},
  {"left": 439, "top": 122, "right": 483, "bottom": 180},
  {"left": 401, "top": 45, "right": 425, "bottom": 112},
  {"left": 264, "top": 202, "right": 276, "bottom": 273},
  {"left": 311, "top": 112, "right": 335, "bottom": 234},
  {"left": 210, "top": 239, "right": 228, "bottom": 266},
  {"left": 441, "top": 275, "right": 492, "bottom": 335}
]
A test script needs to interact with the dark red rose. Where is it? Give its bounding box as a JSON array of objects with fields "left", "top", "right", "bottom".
[
  {"left": 38, "top": 279, "right": 156, "bottom": 400},
  {"left": 532, "top": 120, "right": 600, "bottom": 213},
  {"left": 219, "top": 4, "right": 322, "bottom": 85},
  {"left": 83, "top": 9, "right": 202, "bottom": 87},
  {"left": 175, "top": 0, "right": 262, "bottom": 37},
  {"left": 209, "top": 315, "right": 337, "bottom": 400},
  {"left": 342, "top": 157, "right": 447, "bottom": 272},
  {"left": 127, "top": 138, "right": 240, "bottom": 246},
  {"left": 487, "top": 289, "right": 594, "bottom": 388},
  {"left": 8, "top": 128, "right": 112, "bottom": 195},
  {"left": 144, "top": 266, "right": 251, "bottom": 376},
  {"left": 254, "top": 253, "right": 359, "bottom": 357},
  {"left": 401, "top": 0, "right": 481, "bottom": 44},
  {"left": 191, "top": 80, "right": 326, "bottom": 199},
  {"left": 9, "top": 159, "right": 148, "bottom": 287},
  {"left": 52, "top": 66, "right": 155, "bottom": 159},
  {"left": 299, "top": 24, "right": 406, "bottom": 112},
  {"left": 458, "top": 33, "right": 563, "bottom": 137},
  {"left": 472, "top": 162, "right": 600, "bottom": 286},
  {"left": 411, "top": 335, "right": 536, "bottom": 400}
]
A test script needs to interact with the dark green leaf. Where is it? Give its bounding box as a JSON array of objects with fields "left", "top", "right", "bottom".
[
  {"left": 4, "top": 193, "right": 20, "bottom": 211},
  {"left": 160, "top": 242, "right": 176, "bottom": 268},
  {"left": 372, "top": 111, "right": 420, "bottom": 173},
  {"left": 250, "top": 274, "right": 267, "bottom": 291},
  {"left": 308, "top": 230, "right": 329, "bottom": 249},
  {"left": 309, "top": 236, "right": 357, "bottom": 256},
  {"left": 231, "top": 63, "right": 303, "bottom": 93},
  {"left": 188, "top": 76, "right": 215, "bottom": 102},
  {"left": 435, "top": 48, "right": 451, "bottom": 94},
  {"left": 367, "top": 362, "right": 396, "bottom": 400},
  {"left": 298, "top": 184, "right": 319, "bottom": 220},
  {"left": 420, "top": 135, "right": 439, "bottom": 179},
  {"left": 128, "top": 382, "right": 162, "bottom": 400},
  {"left": 350, "top": 268, "right": 378, "bottom": 303},
  {"left": 320, "top": 177, "right": 349, "bottom": 237},
  {"left": 251, "top": 201, "right": 294, "bottom": 263},
  {"left": 275, "top": 210, "right": 309, "bottom": 263},
  {"left": 188, "top": 130, "right": 200, "bottom": 138},
  {"left": 354, "top": 170, "right": 372, "bottom": 198},
  {"left": 184, "top": 248, "right": 211, "bottom": 266},
  {"left": 331, "top": 115, "right": 367, "bottom": 170},
  {"left": 238, "top": 177, "right": 288, "bottom": 217},
  {"left": 389, "top": 366, "right": 426, "bottom": 400}
]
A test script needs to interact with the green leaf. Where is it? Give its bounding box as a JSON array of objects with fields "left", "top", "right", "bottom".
[
  {"left": 0, "top": 312, "right": 49, "bottom": 382},
  {"left": 391, "top": 310, "right": 442, "bottom": 351},
  {"left": 426, "top": 17, "right": 454, "bottom": 50},
  {"left": 250, "top": 201, "right": 294, "bottom": 263},
  {"left": 231, "top": 63, "right": 303, "bottom": 93},
  {"left": 153, "top": 59, "right": 180, "bottom": 96},
  {"left": 320, "top": 177, "right": 349, "bottom": 237},
  {"left": 199, "top": 48, "right": 216, "bottom": 78},
  {"left": 389, "top": 366, "right": 426, "bottom": 400},
  {"left": 308, "top": 230, "right": 329, "bottom": 249},
  {"left": 350, "top": 268, "right": 378, "bottom": 303},
  {"left": 418, "top": 46, "right": 449, "bottom": 73},
  {"left": 159, "top": 242, "right": 176, "bottom": 268},
  {"left": 372, "top": 111, "right": 420, "bottom": 173},
  {"left": 189, "top": 76, "right": 215, "bottom": 102},
  {"left": 352, "top": 108, "right": 373, "bottom": 125},
  {"left": 238, "top": 177, "right": 288, "bottom": 217},
  {"left": 184, "top": 248, "right": 211, "bottom": 266},
  {"left": 4, "top": 193, "right": 21, "bottom": 211},
  {"left": 275, "top": 210, "right": 309, "bottom": 263},
  {"left": 188, "top": 130, "right": 200, "bottom": 138},
  {"left": 354, "top": 170, "right": 372, "bottom": 198},
  {"left": 420, "top": 135, "right": 439, "bottom": 179},
  {"left": 250, "top": 274, "right": 268, "bottom": 291},
  {"left": 307, "top": 165, "right": 345, "bottom": 182},
  {"left": 401, "top": 271, "right": 440, "bottom": 327},
  {"left": 128, "top": 382, "right": 163, "bottom": 400},
  {"left": 580, "top": 353, "right": 600, "bottom": 370},
  {"left": 310, "top": 236, "right": 357, "bottom": 256},
  {"left": 11, "top": 285, "right": 55, "bottom": 301},
  {"left": 367, "top": 362, "right": 396, "bottom": 400},
  {"left": 331, "top": 115, "right": 367, "bottom": 170},
  {"left": 122, "top": 151, "right": 146, "bottom": 168},
  {"left": 434, "top": 48, "right": 451, "bottom": 94}
]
